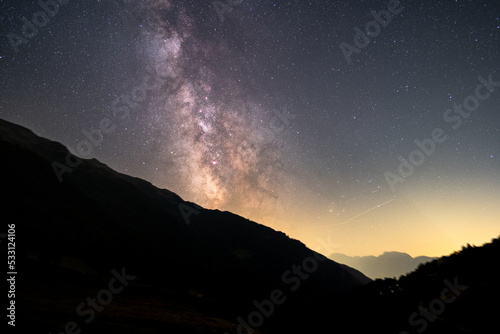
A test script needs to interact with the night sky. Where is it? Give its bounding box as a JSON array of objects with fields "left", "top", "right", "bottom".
[{"left": 1, "top": 0, "right": 499, "bottom": 257}]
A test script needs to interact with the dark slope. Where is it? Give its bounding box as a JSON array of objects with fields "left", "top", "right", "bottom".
[
  {"left": 3, "top": 118, "right": 497, "bottom": 334},
  {"left": 0, "top": 118, "right": 369, "bottom": 333},
  {"left": 275, "top": 237, "right": 500, "bottom": 334}
]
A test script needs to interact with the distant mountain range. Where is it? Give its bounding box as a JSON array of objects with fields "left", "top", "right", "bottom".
[
  {"left": 293, "top": 238, "right": 500, "bottom": 334},
  {"left": 1, "top": 118, "right": 498, "bottom": 333},
  {"left": 329, "top": 252, "right": 436, "bottom": 279}
]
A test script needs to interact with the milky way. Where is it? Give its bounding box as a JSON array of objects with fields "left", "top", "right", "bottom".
[
  {"left": 129, "top": 0, "right": 290, "bottom": 221},
  {"left": 1, "top": 0, "right": 500, "bottom": 257}
]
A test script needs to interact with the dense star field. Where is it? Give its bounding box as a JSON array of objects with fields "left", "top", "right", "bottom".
[{"left": 1, "top": 0, "right": 499, "bottom": 257}]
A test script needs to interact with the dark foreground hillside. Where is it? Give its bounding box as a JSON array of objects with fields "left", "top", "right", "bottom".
[
  {"left": 276, "top": 238, "right": 500, "bottom": 333},
  {"left": 0, "top": 118, "right": 369, "bottom": 333},
  {"left": 1, "top": 118, "right": 498, "bottom": 334}
]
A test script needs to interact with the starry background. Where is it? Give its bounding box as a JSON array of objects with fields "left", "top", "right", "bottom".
[{"left": 1, "top": 0, "right": 499, "bottom": 257}]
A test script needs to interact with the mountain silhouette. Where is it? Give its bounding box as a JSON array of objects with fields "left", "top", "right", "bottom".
[
  {"left": 1, "top": 118, "right": 498, "bottom": 333},
  {"left": 0, "top": 118, "right": 370, "bottom": 333},
  {"left": 329, "top": 251, "right": 436, "bottom": 279},
  {"left": 275, "top": 237, "right": 500, "bottom": 333}
]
